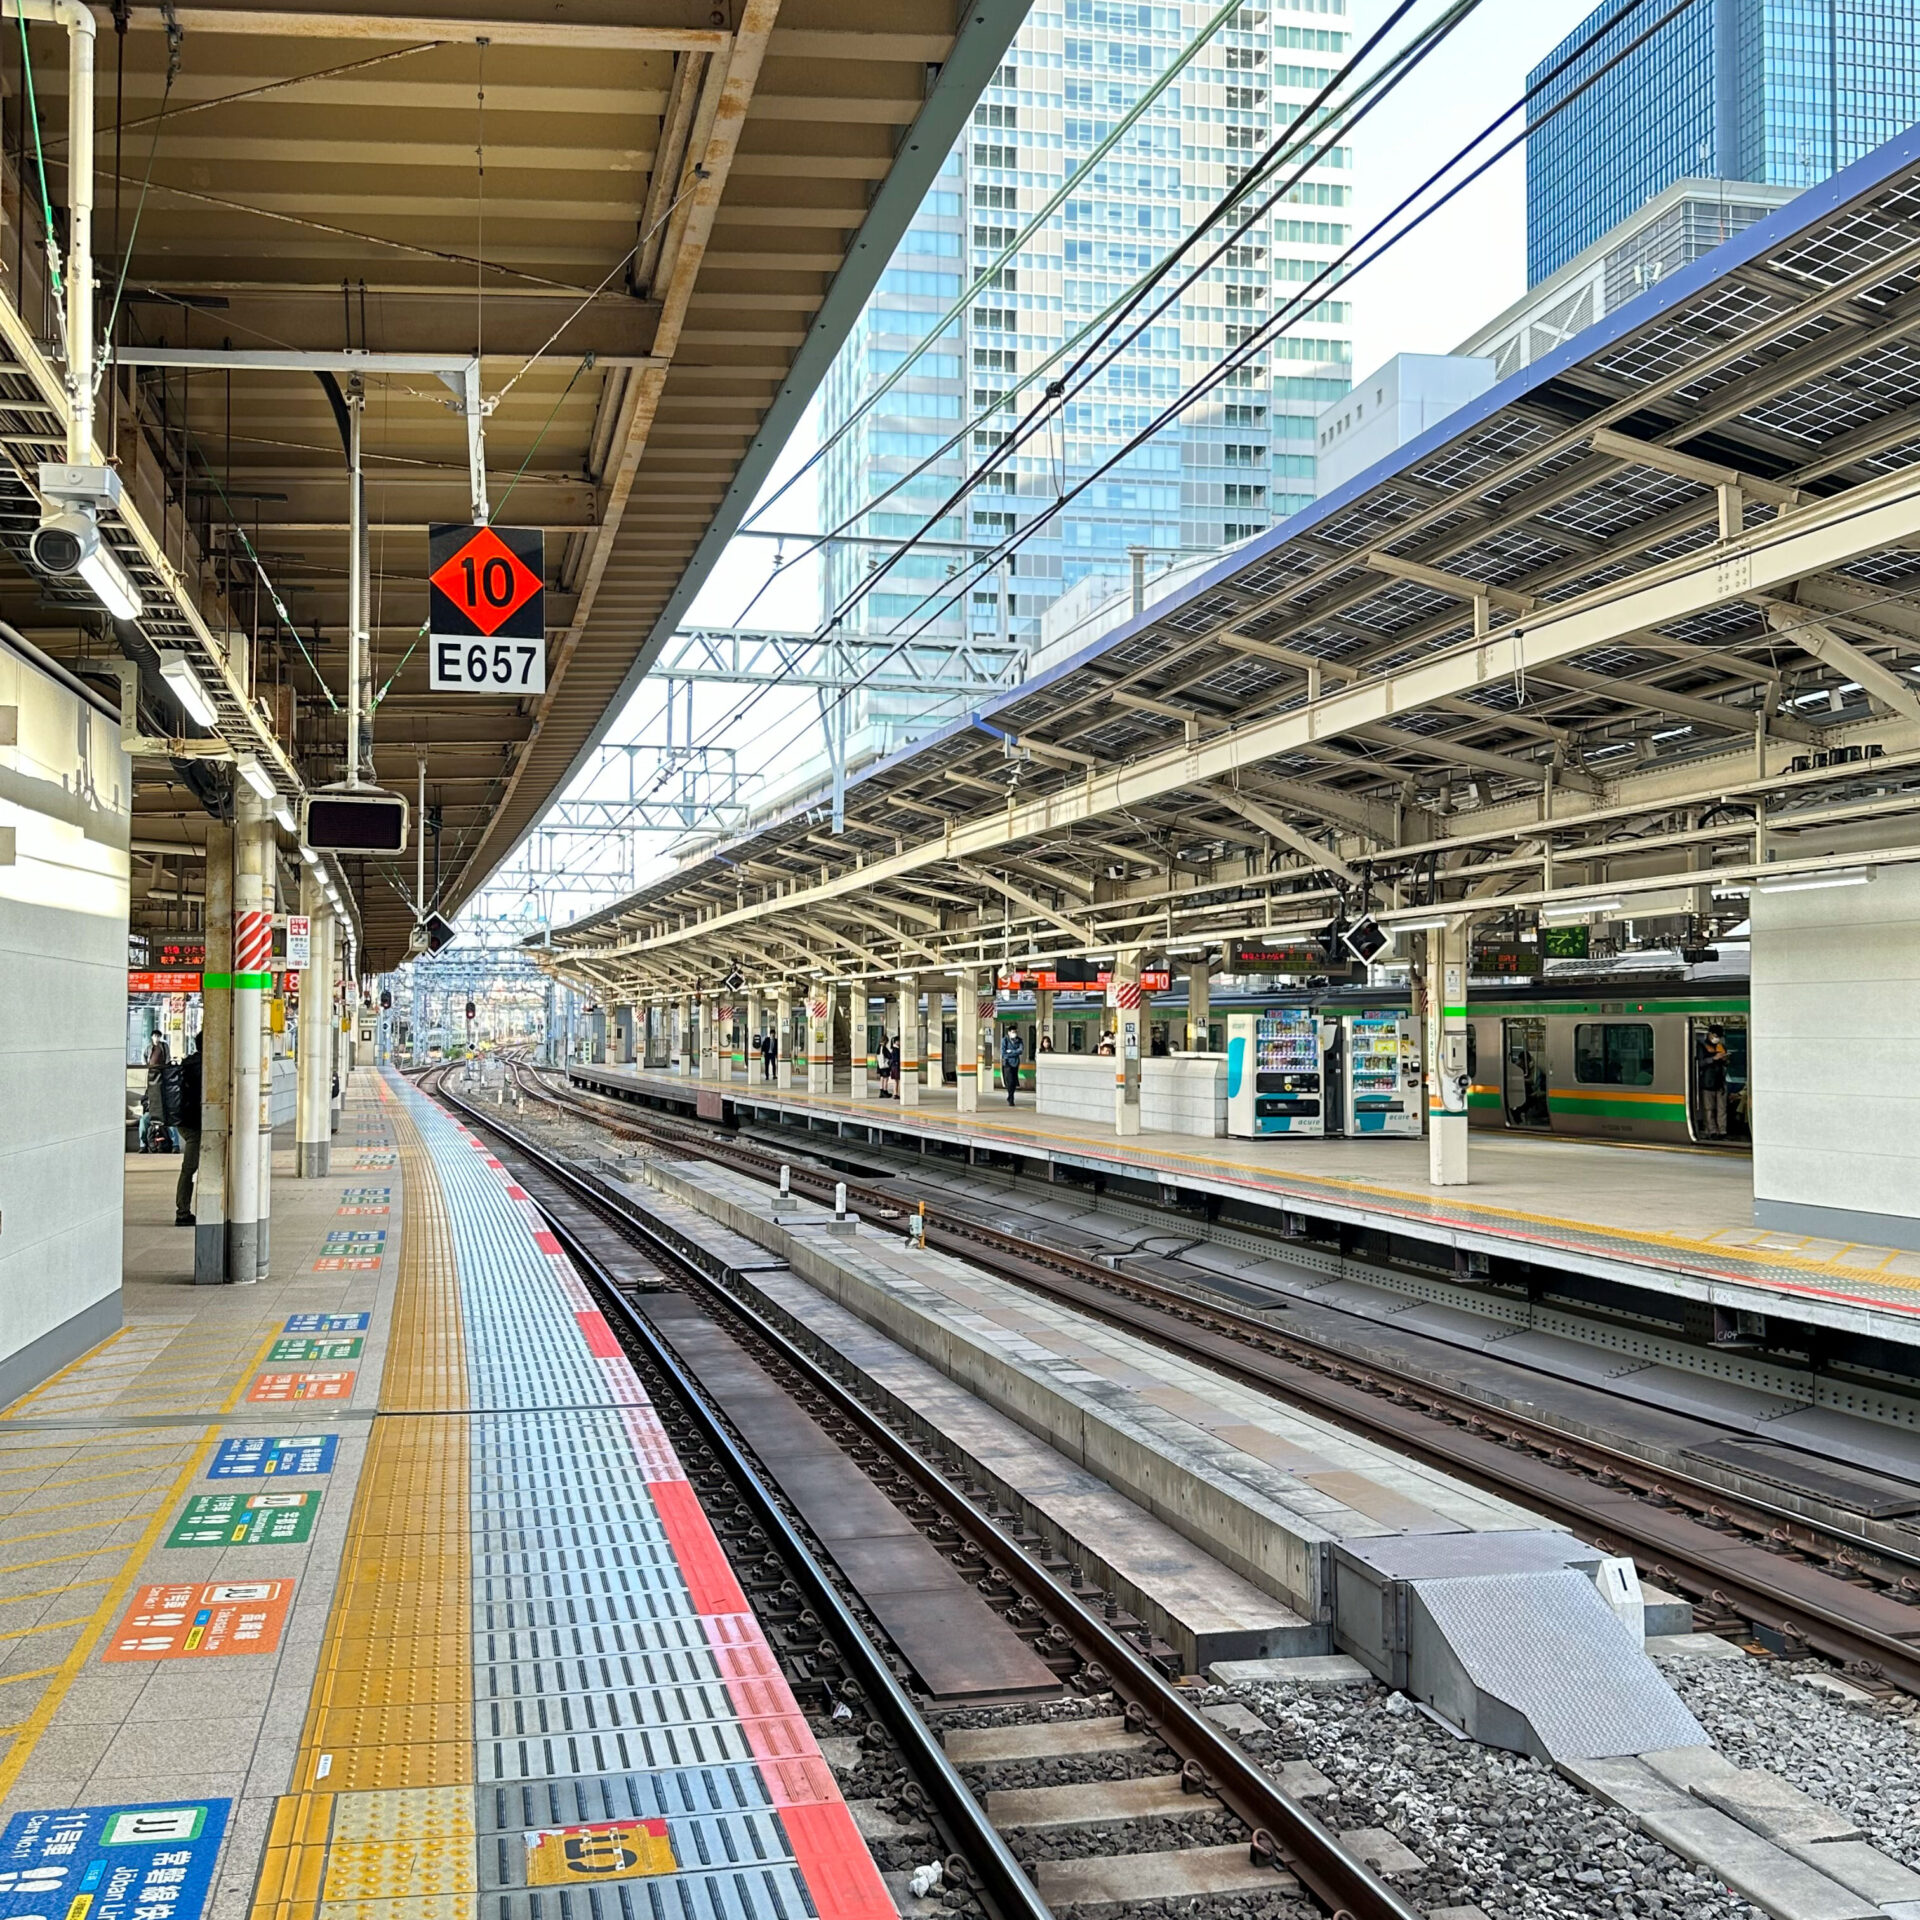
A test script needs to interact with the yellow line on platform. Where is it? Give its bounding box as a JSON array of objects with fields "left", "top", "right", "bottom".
[
  {"left": 0, "top": 1329, "right": 130, "bottom": 1419},
  {"left": 0, "top": 1326, "right": 279, "bottom": 1801}
]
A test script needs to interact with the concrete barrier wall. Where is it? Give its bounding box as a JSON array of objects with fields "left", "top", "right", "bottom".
[{"left": 1035, "top": 1053, "right": 1112, "bottom": 1124}]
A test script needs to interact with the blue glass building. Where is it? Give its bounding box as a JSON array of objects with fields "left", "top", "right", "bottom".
[
  {"left": 816, "top": 2, "right": 1355, "bottom": 761},
  {"left": 1527, "top": 0, "right": 1920, "bottom": 285}
]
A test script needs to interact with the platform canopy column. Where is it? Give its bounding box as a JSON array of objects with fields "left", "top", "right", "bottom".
[
  {"left": 225, "top": 791, "right": 271, "bottom": 1283},
  {"left": 1035, "top": 985, "right": 1054, "bottom": 1058},
  {"left": 295, "top": 875, "right": 334, "bottom": 1178},
  {"left": 806, "top": 980, "right": 835, "bottom": 1095},
  {"left": 613, "top": 1003, "right": 635, "bottom": 1065},
  {"left": 743, "top": 988, "right": 762, "bottom": 1081},
  {"left": 896, "top": 975, "right": 921, "bottom": 1107},
  {"left": 673, "top": 995, "right": 690, "bottom": 1074},
  {"left": 727, "top": 998, "right": 745, "bottom": 1079},
  {"left": 848, "top": 988, "right": 869, "bottom": 1100},
  {"left": 699, "top": 994, "right": 719, "bottom": 1079},
  {"left": 956, "top": 970, "right": 983, "bottom": 1115},
  {"left": 1110, "top": 949, "right": 1143, "bottom": 1136},
  {"left": 775, "top": 984, "right": 794, "bottom": 1089},
  {"left": 195, "top": 821, "right": 234, "bottom": 1285},
  {"left": 1187, "top": 956, "right": 1211, "bottom": 1051},
  {"left": 1425, "top": 918, "right": 1471, "bottom": 1187}
]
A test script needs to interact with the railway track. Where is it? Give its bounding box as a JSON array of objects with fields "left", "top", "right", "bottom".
[
  {"left": 493, "top": 1052, "right": 1920, "bottom": 1701},
  {"left": 420, "top": 1061, "right": 1418, "bottom": 1920}
]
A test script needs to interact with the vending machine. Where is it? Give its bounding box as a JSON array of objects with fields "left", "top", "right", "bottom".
[
  {"left": 1341, "top": 1009, "right": 1422, "bottom": 1136},
  {"left": 1226, "top": 1007, "right": 1325, "bottom": 1137}
]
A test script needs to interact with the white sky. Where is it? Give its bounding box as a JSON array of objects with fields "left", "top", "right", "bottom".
[{"left": 511, "top": 0, "right": 1610, "bottom": 918}]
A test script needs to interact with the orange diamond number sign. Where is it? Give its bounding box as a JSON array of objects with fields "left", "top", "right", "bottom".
[{"left": 428, "top": 522, "right": 546, "bottom": 692}]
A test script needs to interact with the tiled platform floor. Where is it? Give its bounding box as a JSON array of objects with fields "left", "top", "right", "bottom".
[
  {"left": 0, "top": 1069, "right": 891, "bottom": 1920},
  {"left": 574, "top": 1064, "right": 1920, "bottom": 1338}
]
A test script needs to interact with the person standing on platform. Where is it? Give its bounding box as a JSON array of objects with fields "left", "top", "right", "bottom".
[
  {"left": 1000, "top": 1024, "right": 1023, "bottom": 1106},
  {"left": 760, "top": 1027, "right": 777, "bottom": 1082},
  {"left": 142, "top": 1031, "right": 173, "bottom": 1152},
  {"left": 174, "top": 1035, "right": 204, "bottom": 1226},
  {"left": 1697, "top": 1028, "right": 1729, "bottom": 1139}
]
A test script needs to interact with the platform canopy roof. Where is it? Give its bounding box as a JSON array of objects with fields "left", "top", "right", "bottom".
[
  {"left": 546, "top": 125, "right": 1920, "bottom": 1001},
  {"left": 0, "top": 0, "right": 1027, "bottom": 966}
]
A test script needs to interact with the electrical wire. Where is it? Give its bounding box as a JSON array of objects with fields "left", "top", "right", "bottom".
[{"left": 650, "top": 0, "right": 1702, "bottom": 847}]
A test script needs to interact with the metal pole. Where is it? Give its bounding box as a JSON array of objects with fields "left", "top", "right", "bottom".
[
  {"left": 416, "top": 754, "right": 427, "bottom": 914},
  {"left": 346, "top": 386, "right": 365, "bottom": 786}
]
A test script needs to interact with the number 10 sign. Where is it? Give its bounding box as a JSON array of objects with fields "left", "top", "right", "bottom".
[{"left": 428, "top": 522, "right": 547, "bottom": 693}]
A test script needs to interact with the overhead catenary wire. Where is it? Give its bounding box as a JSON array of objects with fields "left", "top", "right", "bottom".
[{"left": 644, "top": 0, "right": 1701, "bottom": 856}]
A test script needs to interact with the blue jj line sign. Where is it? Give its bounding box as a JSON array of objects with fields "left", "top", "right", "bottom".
[{"left": 0, "top": 1799, "right": 230, "bottom": 1920}]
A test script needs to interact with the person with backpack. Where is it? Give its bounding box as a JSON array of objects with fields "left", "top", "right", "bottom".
[
  {"left": 174, "top": 1035, "right": 204, "bottom": 1226},
  {"left": 142, "top": 1031, "right": 174, "bottom": 1152}
]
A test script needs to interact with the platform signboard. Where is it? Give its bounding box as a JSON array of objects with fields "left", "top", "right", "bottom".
[
  {"left": 286, "top": 915, "right": 311, "bottom": 968},
  {"left": 428, "top": 522, "right": 546, "bottom": 692},
  {"left": 0, "top": 1798, "right": 229, "bottom": 1920},
  {"left": 104, "top": 1581, "right": 293, "bottom": 1661},
  {"left": 209, "top": 1435, "right": 337, "bottom": 1479},
  {"left": 167, "top": 1490, "right": 320, "bottom": 1548}
]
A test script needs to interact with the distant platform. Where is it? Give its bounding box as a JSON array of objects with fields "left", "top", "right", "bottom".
[{"left": 567, "top": 1062, "right": 1920, "bottom": 1349}]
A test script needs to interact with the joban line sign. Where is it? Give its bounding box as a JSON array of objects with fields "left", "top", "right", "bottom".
[{"left": 428, "top": 522, "right": 546, "bottom": 692}]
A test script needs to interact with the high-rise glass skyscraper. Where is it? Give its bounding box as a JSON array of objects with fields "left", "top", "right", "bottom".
[
  {"left": 816, "top": 1, "right": 1355, "bottom": 761},
  {"left": 1527, "top": 0, "right": 1920, "bottom": 285}
]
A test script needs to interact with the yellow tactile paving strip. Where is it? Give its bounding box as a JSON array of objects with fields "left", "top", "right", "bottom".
[{"left": 254, "top": 1080, "right": 473, "bottom": 1920}]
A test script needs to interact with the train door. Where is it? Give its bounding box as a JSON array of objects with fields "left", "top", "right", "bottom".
[
  {"left": 1502, "top": 1017, "right": 1551, "bottom": 1128},
  {"left": 1687, "top": 1013, "right": 1749, "bottom": 1144}
]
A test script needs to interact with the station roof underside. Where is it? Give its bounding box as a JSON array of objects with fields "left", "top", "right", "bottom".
[
  {"left": 546, "top": 126, "right": 1920, "bottom": 999},
  {"left": 4, "top": 0, "right": 1024, "bottom": 968}
]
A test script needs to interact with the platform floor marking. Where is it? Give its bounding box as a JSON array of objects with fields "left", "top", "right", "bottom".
[{"left": 0, "top": 1318, "right": 284, "bottom": 1798}]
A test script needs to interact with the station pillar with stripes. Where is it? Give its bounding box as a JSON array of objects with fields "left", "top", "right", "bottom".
[
  {"left": 1111, "top": 951, "right": 1143, "bottom": 1136},
  {"left": 956, "top": 970, "right": 981, "bottom": 1114},
  {"left": 194, "top": 820, "right": 233, "bottom": 1284},
  {"left": 1426, "top": 919, "right": 1471, "bottom": 1187},
  {"left": 1187, "top": 956, "right": 1211, "bottom": 1050},
  {"left": 807, "top": 983, "right": 834, "bottom": 1095},
  {"left": 896, "top": 976, "right": 920, "bottom": 1107},
  {"left": 226, "top": 790, "right": 272, "bottom": 1280},
  {"left": 776, "top": 984, "right": 794, "bottom": 1088}
]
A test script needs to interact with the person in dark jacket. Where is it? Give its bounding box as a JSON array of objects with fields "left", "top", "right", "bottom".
[
  {"left": 1000, "top": 1026, "right": 1023, "bottom": 1106},
  {"left": 174, "top": 1035, "right": 204, "bottom": 1226}
]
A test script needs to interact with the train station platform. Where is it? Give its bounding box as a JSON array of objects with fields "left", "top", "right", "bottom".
[
  {"left": 567, "top": 1063, "right": 1920, "bottom": 1350},
  {"left": 0, "top": 1069, "right": 890, "bottom": 1920}
]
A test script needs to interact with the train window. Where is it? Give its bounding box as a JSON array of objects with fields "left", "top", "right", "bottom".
[{"left": 1573, "top": 1022, "right": 1654, "bottom": 1086}]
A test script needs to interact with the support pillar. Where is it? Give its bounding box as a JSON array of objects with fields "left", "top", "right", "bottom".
[
  {"left": 700, "top": 996, "right": 719, "bottom": 1079},
  {"left": 806, "top": 983, "right": 834, "bottom": 1095},
  {"left": 1035, "top": 986, "right": 1054, "bottom": 1060},
  {"left": 1426, "top": 921, "right": 1470, "bottom": 1187},
  {"left": 978, "top": 979, "right": 997, "bottom": 1099},
  {"left": 330, "top": 925, "right": 345, "bottom": 1134},
  {"left": 956, "top": 971, "right": 982, "bottom": 1114},
  {"left": 727, "top": 997, "right": 745, "bottom": 1080},
  {"left": 1111, "top": 949, "right": 1143, "bottom": 1136},
  {"left": 896, "top": 977, "right": 920, "bottom": 1107},
  {"left": 744, "top": 988, "right": 762, "bottom": 1083},
  {"left": 1187, "top": 957, "right": 1211, "bottom": 1050},
  {"left": 256, "top": 847, "right": 277, "bottom": 1280},
  {"left": 776, "top": 985, "right": 794, "bottom": 1090},
  {"left": 295, "top": 877, "right": 333, "bottom": 1177},
  {"left": 194, "top": 821, "right": 233, "bottom": 1284},
  {"left": 848, "top": 989, "right": 868, "bottom": 1100},
  {"left": 225, "top": 792, "right": 269, "bottom": 1283},
  {"left": 673, "top": 995, "right": 689, "bottom": 1074},
  {"left": 612, "top": 1003, "right": 635, "bottom": 1065}
]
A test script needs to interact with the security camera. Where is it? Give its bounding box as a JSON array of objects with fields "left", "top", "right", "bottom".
[{"left": 30, "top": 506, "right": 97, "bottom": 576}]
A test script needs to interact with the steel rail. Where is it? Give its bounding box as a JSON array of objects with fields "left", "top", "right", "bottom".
[
  {"left": 516, "top": 1060, "right": 1920, "bottom": 1695},
  {"left": 428, "top": 1067, "right": 1418, "bottom": 1920}
]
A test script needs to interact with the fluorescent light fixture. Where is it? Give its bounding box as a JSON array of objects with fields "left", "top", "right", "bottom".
[
  {"left": 1650, "top": 725, "right": 1693, "bottom": 741},
  {"left": 299, "top": 845, "right": 321, "bottom": 867},
  {"left": 1710, "top": 883, "right": 1751, "bottom": 899},
  {"left": 1390, "top": 916, "right": 1453, "bottom": 933},
  {"left": 234, "top": 754, "right": 275, "bottom": 800},
  {"left": 76, "top": 540, "right": 143, "bottom": 620},
  {"left": 156, "top": 651, "right": 217, "bottom": 728},
  {"left": 272, "top": 800, "right": 297, "bottom": 833},
  {"left": 1540, "top": 898, "right": 1622, "bottom": 920},
  {"left": 1755, "top": 868, "right": 1872, "bottom": 895}
]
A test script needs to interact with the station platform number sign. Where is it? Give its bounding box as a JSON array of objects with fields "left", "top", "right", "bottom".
[
  {"left": 0, "top": 1799, "right": 229, "bottom": 1920},
  {"left": 428, "top": 522, "right": 546, "bottom": 693}
]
